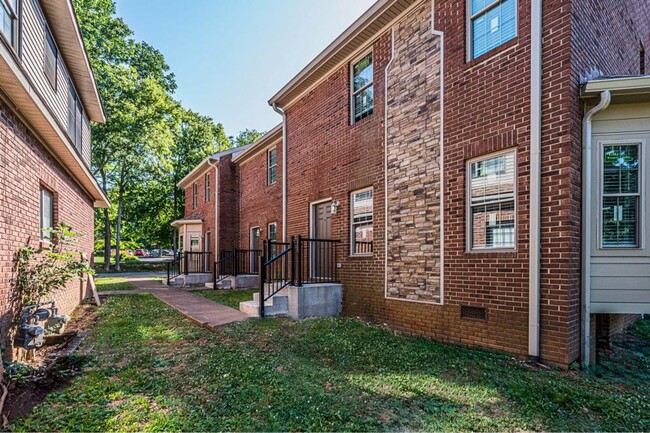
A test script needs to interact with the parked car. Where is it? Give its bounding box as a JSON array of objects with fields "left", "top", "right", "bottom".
[
  {"left": 150, "top": 249, "right": 161, "bottom": 256},
  {"left": 162, "top": 249, "right": 173, "bottom": 256},
  {"left": 134, "top": 249, "right": 146, "bottom": 256}
]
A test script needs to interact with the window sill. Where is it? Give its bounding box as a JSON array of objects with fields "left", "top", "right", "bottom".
[
  {"left": 349, "top": 253, "right": 373, "bottom": 259},
  {"left": 465, "top": 38, "right": 519, "bottom": 68},
  {"left": 464, "top": 249, "right": 518, "bottom": 259}
]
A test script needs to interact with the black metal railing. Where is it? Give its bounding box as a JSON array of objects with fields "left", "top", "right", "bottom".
[
  {"left": 213, "top": 249, "right": 235, "bottom": 287},
  {"left": 182, "top": 251, "right": 212, "bottom": 274},
  {"left": 295, "top": 236, "right": 341, "bottom": 286},
  {"left": 264, "top": 240, "right": 290, "bottom": 259},
  {"left": 234, "top": 249, "right": 262, "bottom": 275},
  {"left": 167, "top": 257, "right": 181, "bottom": 284},
  {"left": 259, "top": 239, "right": 294, "bottom": 317}
]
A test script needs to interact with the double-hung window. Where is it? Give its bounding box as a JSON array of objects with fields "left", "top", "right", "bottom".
[
  {"left": 351, "top": 52, "right": 373, "bottom": 123},
  {"left": 44, "top": 26, "right": 57, "bottom": 89},
  {"left": 268, "top": 223, "right": 277, "bottom": 242},
  {"left": 351, "top": 188, "right": 373, "bottom": 255},
  {"left": 0, "top": 0, "right": 18, "bottom": 50},
  {"left": 468, "top": 151, "right": 516, "bottom": 250},
  {"left": 40, "top": 188, "right": 54, "bottom": 241},
  {"left": 192, "top": 183, "right": 198, "bottom": 209},
  {"left": 601, "top": 143, "right": 641, "bottom": 248},
  {"left": 468, "top": 0, "right": 517, "bottom": 59},
  {"left": 268, "top": 148, "right": 277, "bottom": 185},
  {"left": 68, "top": 86, "right": 83, "bottom": 152},
  {"left": 205, "top": 173, "right": 210, "bottom": 202}
]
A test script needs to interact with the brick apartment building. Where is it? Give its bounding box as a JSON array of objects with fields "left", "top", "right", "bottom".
[
  {"left": 0, "top": 1, "right": 107, "bottom": 337},
  {"left": 176, "top": 0, "right": 650, "bottom": 367}
]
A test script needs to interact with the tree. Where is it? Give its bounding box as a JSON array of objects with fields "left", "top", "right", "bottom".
[{"left": 230, "top": 129, "right": 265, "bottom": 147}]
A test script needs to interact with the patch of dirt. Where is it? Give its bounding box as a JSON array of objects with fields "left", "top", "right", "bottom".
[{"left": 3, "top": 303, "right": 99, "bottom": 422}]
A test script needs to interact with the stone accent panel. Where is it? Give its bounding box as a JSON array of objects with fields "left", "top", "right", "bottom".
[{"left": 386, "top": 3, "right": 442, "bottom": 303}]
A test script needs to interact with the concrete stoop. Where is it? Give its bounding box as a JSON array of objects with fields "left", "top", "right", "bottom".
[
  {"left": 204, "top": 274, "right": 259, "bottom": 290},
  {"left": 168, "top": 273, "right": 212, "bottom": 287},
  {"left": 239, "top": 283, "right": 342, "bottom": 320}
]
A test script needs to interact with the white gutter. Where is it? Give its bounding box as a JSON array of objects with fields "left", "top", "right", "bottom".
[
  {"left": 272, "top": 103, "right": 288, "bottom": 242},
  {"left": 208, "top": 159, "right": 220, "bottom": 255},
  {"left": 581, "top": 90, "right": 611, "bottom": 369},
  {"left": 528, "top": 0, "right": 542, "bottom": 361}
]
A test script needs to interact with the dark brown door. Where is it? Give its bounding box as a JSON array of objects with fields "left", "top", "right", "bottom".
[{"left": 312, "top": 201, "right": 332, "bottom": 279}]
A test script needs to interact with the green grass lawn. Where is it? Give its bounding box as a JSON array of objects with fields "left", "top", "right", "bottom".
[
  {"left": 93, "top": 256, "right": 168, "bottom": 273},
  {"left": 194, "top": 289, "right": 256, "bottom": 309},
  {"left": 10, "top": 291, "right": 650, "bottom": 432},
  {"left": 94, "top": 277, "right": 138, "bottom": 291}
]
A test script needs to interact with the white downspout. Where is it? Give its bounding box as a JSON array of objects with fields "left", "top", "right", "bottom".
[
  {"left": 581, "top": 90, "right": 611, "bottom": 369},
  {"left": 272, "top": 103, "right": 288, "bottom": 242},
  {"left": 528, "top": 0, "right": 543, "bottom": 361},
  {"left": 208, "top": 159, "right": 219, "bottom": 254}
]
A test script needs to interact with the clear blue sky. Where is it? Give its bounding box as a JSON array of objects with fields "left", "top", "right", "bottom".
[{"left": 113, "top": 0, "right": 376, "bottom": 138}]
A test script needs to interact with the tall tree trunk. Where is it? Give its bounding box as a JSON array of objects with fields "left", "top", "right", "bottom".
[
  {"left": 100, "top": 169, "right": 111, "bottom": 271},
  {"left": 115, "top": 183, "right": 125, "bottom": 272}
]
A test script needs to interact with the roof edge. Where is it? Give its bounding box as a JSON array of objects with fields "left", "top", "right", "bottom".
[{"left": 232, "top": 124, "right": 283, "bottom": 163}]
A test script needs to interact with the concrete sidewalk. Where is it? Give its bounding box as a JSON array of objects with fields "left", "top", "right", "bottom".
[{"left": 99, "top": 275, "right": 249, "bottom": 329}]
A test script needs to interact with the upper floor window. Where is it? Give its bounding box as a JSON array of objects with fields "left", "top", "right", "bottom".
[
  {"left": 351, "top": 188, "right": 373, "bottom": 255},
  {"left": 468, "top": 151, "right": 516, "bottom": 250},
  {"left": 351, "top": 52, "right": 373, "bottom": 123},
  {"left": 602, "top": 144, "right": 641, "bottom": 248},
  {"left": 468, "top": 0, "right": 516, "bottom": 60},
  {"left": 192, "top": 182, "right": 198, "bottom": 209},
  {"left": 268, "top": 148, "right": 277, "bottom": 185},
  {"left": 205, "top": 173, "right": 210, "bottom": 202},
  {"left": 0, "top": 0, "right": 19, "bottom": 50},
  {"left": 40, "top": 187, "right": 54, "bottom": 241},
  {"left": 44, "top": 26, "right": 58, "bottom": 89},
  {"left": 68, "top": 87, "right": 83, "bottom": 152}
]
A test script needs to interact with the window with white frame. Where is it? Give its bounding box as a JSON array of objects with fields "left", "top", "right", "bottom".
[
  {"left": 44, "top": 26, "right": 58, "bottom": 89},
  {"left": 205, "top": 173, "right": 210, "bottom": 202},
  {"left": 601, "top": 143, "right": 641, "bottom": 248},
  {"left": 351, "top": 188, "right": 373, "bottom": 255},
  {"left": 0, "top": 0, "right": 18, "bottom": 50},
  {"left": 468, "top": 151, "right": 516, "bottom": 250},
  {"left": 268, "top": 223, "right": 277, "bottom": 242},
  {"left": 67, "top": 86, "right": 84, "bottom": 153},
  {"left": 192, "top": 182, "right": 198, "bottom": 209},
  {"left": 351, "top": 52, "right": 373, "bottom": 123},
  {"left": 40, "top": 187, "right": 54, "bottom": 241},
  {"left": 468, "top": 0, "right": 516, "bottom": 60},
  {"left": 268, "top": 148, "right": 277, "bottom": 185}
]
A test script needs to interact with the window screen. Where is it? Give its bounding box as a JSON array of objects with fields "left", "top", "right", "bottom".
[{"left": 470, "top": 0, "right": 516, "bottom": 59}]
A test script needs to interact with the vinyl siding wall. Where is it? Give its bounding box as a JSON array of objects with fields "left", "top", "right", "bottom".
[
  {"left": 19, "top": 0, "right": 91, "bottom": 167},
  {"left": 590, "top": 103, "right": 650, "bottom": 314}
]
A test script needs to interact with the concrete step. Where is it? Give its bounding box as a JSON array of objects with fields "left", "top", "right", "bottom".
[
  {"left": 239, "top": 299, "right": 288, "bottom": 317},
  {"left": 205, "top": 278, "right": 232, "bottom": 290}
]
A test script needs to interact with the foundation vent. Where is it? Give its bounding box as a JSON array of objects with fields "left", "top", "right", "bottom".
[{"left": 460, "top": 305, "right": 487, "bottom": 321}]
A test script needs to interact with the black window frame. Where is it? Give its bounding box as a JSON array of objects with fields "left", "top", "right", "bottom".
[
  {"left": 44, "top": 25, "right": 58, "bottom": 90},
  {"left": 0, "top": 0, "right": 20, "bottom": 52}
]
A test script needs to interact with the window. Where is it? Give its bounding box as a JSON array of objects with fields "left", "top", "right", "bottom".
[
  {"left": 601, "top": 144, "right": 641, "bottom": 248},
  {"left": 0, "top": 0, "right": 18, "bottom": 50},
  {"left": 44, "top": 26, "right": 57, "bottom": 89},
  {"left": 192, "top": 183, "right": 198, "bottom": 209},
  {"left": 351, "top": 52, "right": 373, "bottom": 123},
  {"left": 40, "top": 188, "right": 54, "bottom": 241},
  {"left": 468, "top": 151, "right": 516, "bottom": 250},
  {"left": 640, "top": 43, "right": 646, "bottom": 75},
  {"left": 205, "top": 173, "right": 210, "bottom": 202},
  {"left": 351, "top": 188, "right": 373, "bottom": 255},
  {"left": 67, "top": 87, "right": 83, "bottom": 152},
  {"left": 469, "top": 0, "right": 516, "bottom": 59},
  {"left": 268, "top": 148, "right": 277, "bottom": 185},
  {"left": 268, "top": 223, "right": 277, "bottom": 242}
]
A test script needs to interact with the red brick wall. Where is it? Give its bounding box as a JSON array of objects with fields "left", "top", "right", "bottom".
[
  {"left": 238, "top": 141, "right": 283, "bottom": 250},
  {"left": 0, "top": 97, "right": 95, "bottom": 341},
  {"left": 182, "top": 166, "right": 216, "bottom": 255},
  {"left": 217, "top": 156, "right": 238, "bottom": 252}
]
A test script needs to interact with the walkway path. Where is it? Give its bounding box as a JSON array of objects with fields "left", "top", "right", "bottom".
[{"left": 98, "top": 273, "right": 249, "bottom": 329}]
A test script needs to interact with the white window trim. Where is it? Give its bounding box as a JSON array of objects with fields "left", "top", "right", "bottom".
[
  {"left": 350, "top": 186, "right": 374, "bottom": 257},
  {"left": 597, "top": 139, "right": 645, "bottom": 250},
  {"left": 350, "top": 49, "right": 374, "bottom": 125},
  {"left": 466, "top": 0, "right": 518, "bottom": 61},
  {"left": 466, "top": 148, "right": 518, "bottom": 252},
  {"left": 268, "top": 222, "right": 277, "bottom": 241},
  {"left": 39, "top": 187, "right": 54, "bottom": 241},
  {"left": 267, "top": 148, "right": 277, "bottom": 185},
  {"left": 192, "top": 182, "right": 198, "bottom": 209},
  {"left": 205, "top": 173, "right": 210, "bottom": 202},
  {"left": 0, "top": 0, "right": 20, "bottom": 52}
]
